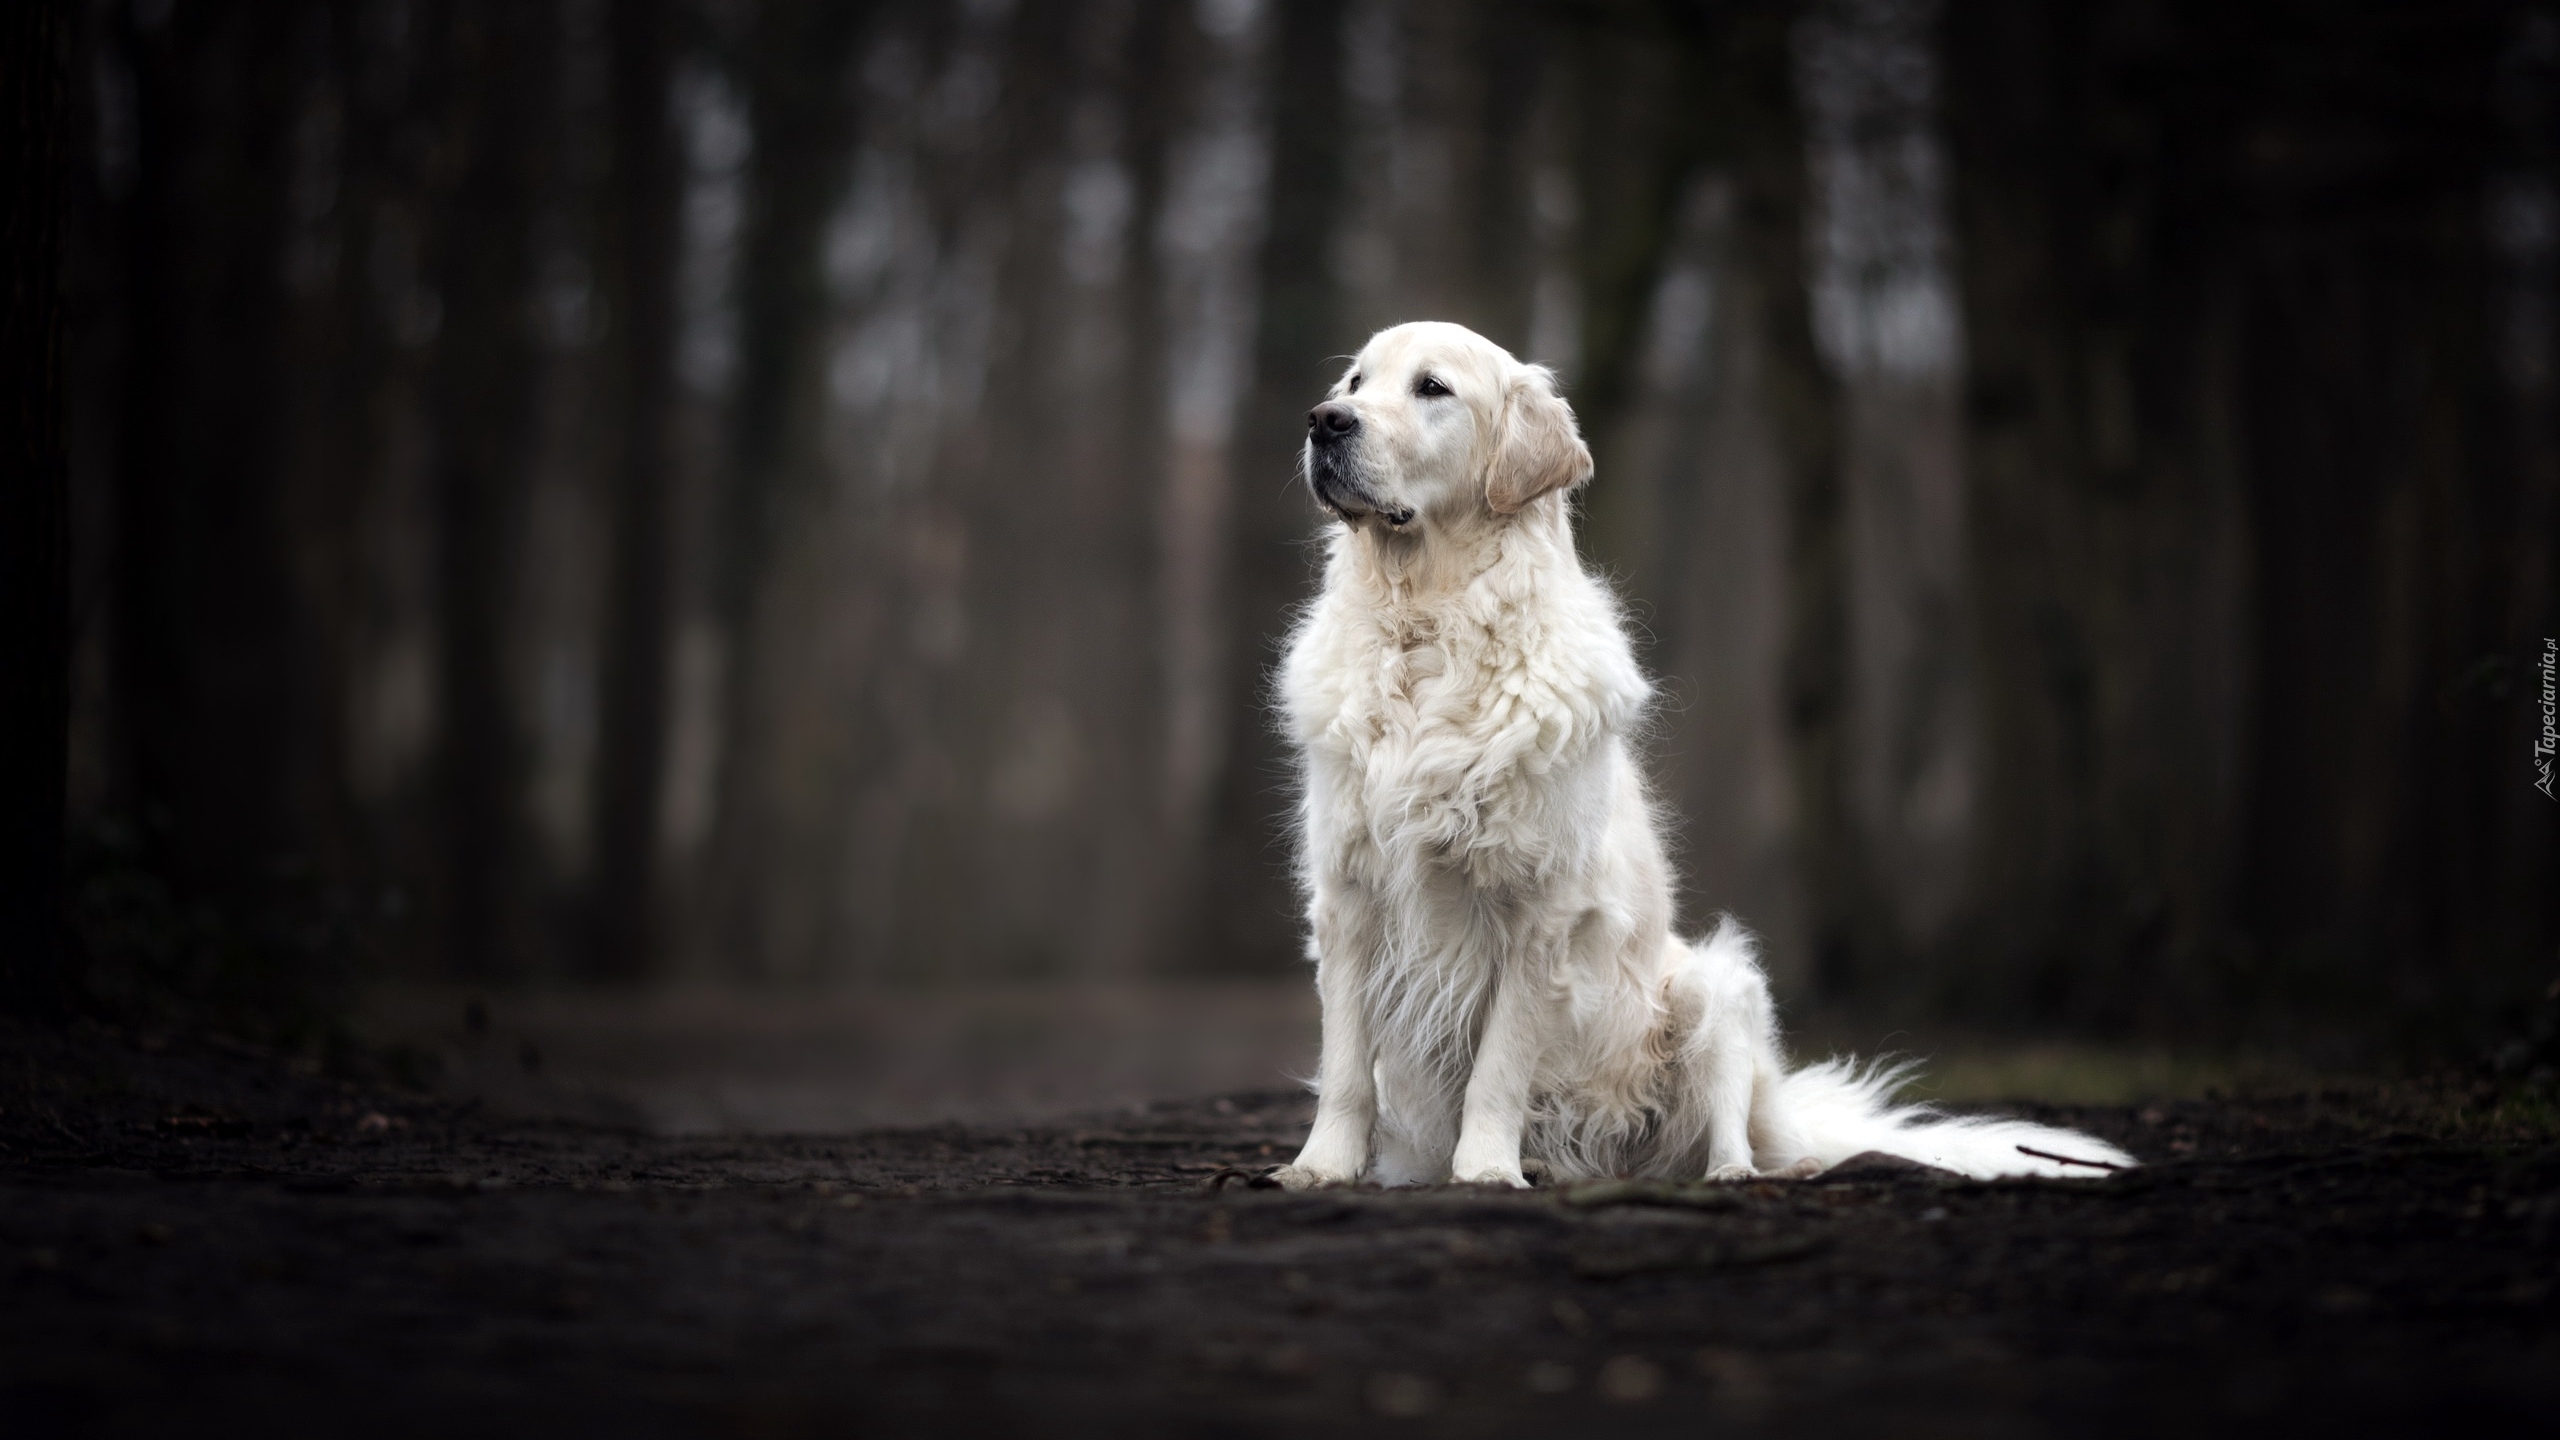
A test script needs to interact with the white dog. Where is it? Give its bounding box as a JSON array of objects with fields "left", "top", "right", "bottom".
[{"left": 1270, "top": 321, "right": 2133, "bottom": 1189}]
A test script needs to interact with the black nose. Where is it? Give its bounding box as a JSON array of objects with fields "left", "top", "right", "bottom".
[{"left": 1308, "top": 401, "right": 1358, "bottom": 439}]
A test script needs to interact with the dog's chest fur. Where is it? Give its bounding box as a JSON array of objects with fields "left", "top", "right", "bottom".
[{"left": 1284, "top": 523, "right": 1649, "bottom": 892}]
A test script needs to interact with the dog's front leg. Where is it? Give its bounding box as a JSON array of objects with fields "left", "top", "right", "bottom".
[
  {"left": 1271, "top": 913, "right": 1376, "bottom": 1189},
  {"left": 1448, "top": 960, "right": 1554, "bottom": 1188}
]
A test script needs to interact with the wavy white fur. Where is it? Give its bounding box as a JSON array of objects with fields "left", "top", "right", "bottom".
[{"left": 1270, "top": 321, "right": 2134, "bottom": 1188}]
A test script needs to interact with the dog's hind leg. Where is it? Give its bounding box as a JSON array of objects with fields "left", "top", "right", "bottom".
[
  {"left": 1743, "top": 985, "right": 1825, "bottom": 1178},
  {"left": 1697, "top": 1012, "right": 1760, "bottom": 1181},
  {"left": 1665, "top": 918, "right": 1803, "bottom": 1181},
  {"left": 1746, "top": 1044, "right": 1822, "bottom": 1177}
]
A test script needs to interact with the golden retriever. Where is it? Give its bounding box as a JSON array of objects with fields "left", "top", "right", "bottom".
[{"left": 1270, "top": 321, "right": 2132, "bottom": 1188}]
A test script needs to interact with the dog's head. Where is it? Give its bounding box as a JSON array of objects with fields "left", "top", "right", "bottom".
[{"left": 1303, "top": 321, "right": 1592, "bottom": 532}]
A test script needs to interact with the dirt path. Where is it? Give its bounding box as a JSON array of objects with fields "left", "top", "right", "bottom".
[{"left": 2, "top": 1021, "right": 2552, "bottom": 1437}]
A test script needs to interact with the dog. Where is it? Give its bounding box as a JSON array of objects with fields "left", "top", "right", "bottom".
[{"left": 1269, "top": 321, "right": 2134, "bottom": 1188}]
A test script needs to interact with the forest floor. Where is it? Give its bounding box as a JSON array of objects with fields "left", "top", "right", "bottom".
[{"left": 1, "top": 1016, "right": 2554, "bottom": 1439}]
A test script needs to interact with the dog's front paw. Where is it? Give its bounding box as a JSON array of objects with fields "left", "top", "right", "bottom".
[
  {"left": 1265, "top": 1164, "right": 1356, "bottom": 1191},
  {"left": 1767, "top": 1156, "right": 1824, "bottom": 1180},
  {"left": 1704, "top": 1163, "right": 1757, "bottom": 1183},
  {"left": 1452, "top": 1165, "right": 1530, "bottom": 1189}
]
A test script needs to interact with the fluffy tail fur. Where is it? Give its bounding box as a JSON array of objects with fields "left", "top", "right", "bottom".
[{"left": 1775, "top": 1057, "right": 2136, "bottom": 1180}]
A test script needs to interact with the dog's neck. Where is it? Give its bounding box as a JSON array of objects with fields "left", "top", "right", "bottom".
[{"left": 1334, "top": 495, "right": 1577, "bottom": 610}]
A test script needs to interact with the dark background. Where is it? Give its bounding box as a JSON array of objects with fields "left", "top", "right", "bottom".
[{"left": 3, "top": 0, "right": 2555, "bottom": 1075}]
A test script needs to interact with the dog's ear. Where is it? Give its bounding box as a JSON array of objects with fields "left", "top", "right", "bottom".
[{"left": 1484, "top": 365, "right": 1593, "bottom": 515}]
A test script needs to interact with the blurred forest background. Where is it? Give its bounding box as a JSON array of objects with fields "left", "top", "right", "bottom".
[{"left": 5, "top": 0, "right": 2557, "bottom": 1078}]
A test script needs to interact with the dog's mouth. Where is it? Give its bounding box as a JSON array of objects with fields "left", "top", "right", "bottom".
[{"left": 1308, "top": 452, "right": 1415, "bottom": 528}]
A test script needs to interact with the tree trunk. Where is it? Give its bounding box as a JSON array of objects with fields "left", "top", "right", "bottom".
[
  {"left": 0, "top": 1, "right": 70, "bottom": 1018},
  {"left": 428, "top": 3, "right": 551, "bottom": 981},
  {"left": 1714, "top": 4, "right": 1875, "bottom": 1000},
  {"left": 587, "top": 0, "right": 679, "bottom": 981},
  {"left": 700, "top": 0, "right": 872, "bottom": 980},
  {"left": 110, "top": 5, "right": 309, "bottom": 902}
]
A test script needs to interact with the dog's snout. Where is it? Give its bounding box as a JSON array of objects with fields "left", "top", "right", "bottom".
[{"left": 1308, "top": 401, "right": 1359, "bottom": 440}]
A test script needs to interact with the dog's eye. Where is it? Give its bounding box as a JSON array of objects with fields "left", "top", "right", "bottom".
[
  {"left": 1347, "top": 373, "right": 1362, "bottom": 394},
  {"left": 1414, "top": 375, "right": 1449, "bottom": 398}
]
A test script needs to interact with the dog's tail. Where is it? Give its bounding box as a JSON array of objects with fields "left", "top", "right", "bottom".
[{"left": 1773, "top": 1057, "right": 2136, "bottom": 1180}]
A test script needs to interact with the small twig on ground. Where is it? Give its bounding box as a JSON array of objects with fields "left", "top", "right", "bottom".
[{"left": 2018, "top": 1145, "right": 2126, "bottom": 1171}]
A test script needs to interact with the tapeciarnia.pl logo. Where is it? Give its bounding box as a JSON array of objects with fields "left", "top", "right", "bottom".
[{"left": 2538, "top": 637, "right": 2557, "bottom": 801}]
